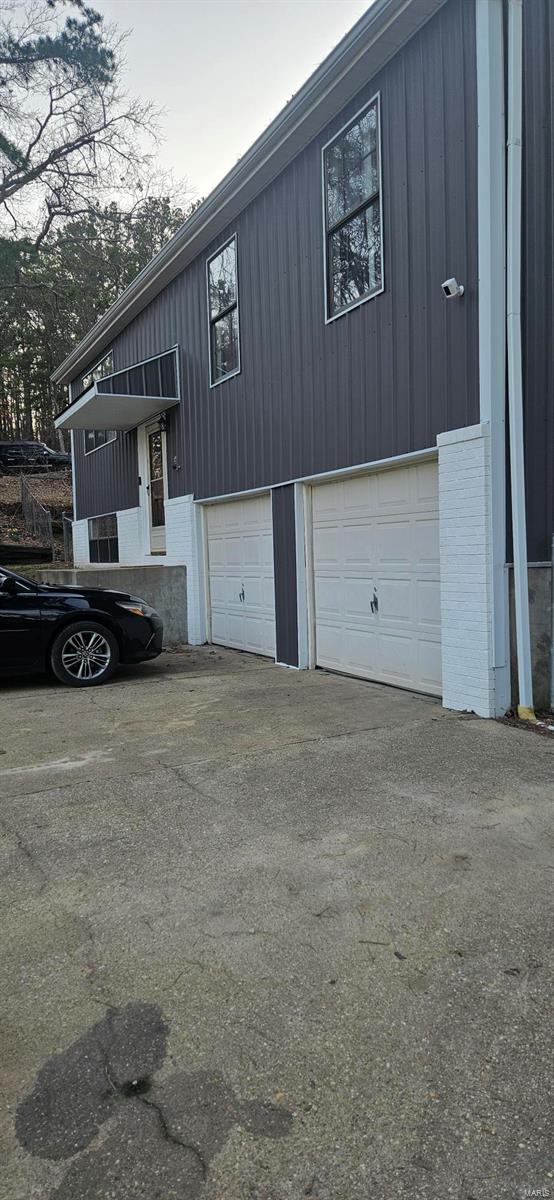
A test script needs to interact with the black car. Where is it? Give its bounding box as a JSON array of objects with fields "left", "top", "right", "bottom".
[
  {"left": 0, "top": 441, "right": 71, "bottom": 470},
  {"left": 0, "top": 567, "right": 163, "bottom": 686}
]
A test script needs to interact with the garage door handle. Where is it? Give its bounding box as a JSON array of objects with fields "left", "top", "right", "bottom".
[
  {"left": 370, "top": 589, "right": 378, "bottom": 614},
  {"left": 239, "top": 585, "right": 245, "bottom": 603}
]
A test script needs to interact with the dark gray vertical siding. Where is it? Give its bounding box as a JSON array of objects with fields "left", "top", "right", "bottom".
[
  {"left": 73, "top": 429, "right": 138, "bottom": 521},
  {"left": 272, "top": 486, "right": 299, "bottom": 667},
  {"left": 71, "top": 0, "right": 478, "bottom": 522},
  {"left": 522, "top": 0, "right": 553, "bottom": 562}
]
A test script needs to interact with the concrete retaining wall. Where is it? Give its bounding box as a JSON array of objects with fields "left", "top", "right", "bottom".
[{"left": 36, "top": 566, "right": 187, "bottom": 646}]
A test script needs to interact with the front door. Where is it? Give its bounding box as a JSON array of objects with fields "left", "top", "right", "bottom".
[{"left": 146, "top": 423, "right": 167, "bottom": 554}]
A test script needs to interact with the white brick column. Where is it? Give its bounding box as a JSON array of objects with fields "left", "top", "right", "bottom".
[
  {"left": 72, "top": 518, "right": 89, "bottom": 566},
  {"left": 117, "top": 508, "right": 142, "bottom": 564},
  {"left": 165, "top": 495, "right": 207, "bottom": 645},
  {"left": 438, "top": 423, "right": 499, "bottom": 717}
]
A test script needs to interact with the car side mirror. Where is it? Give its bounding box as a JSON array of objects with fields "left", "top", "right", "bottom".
[{"left": 0, "top": 576, "right": 17, "bottom": 596}]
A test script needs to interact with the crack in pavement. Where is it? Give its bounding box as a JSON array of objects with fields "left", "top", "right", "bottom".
[
  {"left": 138, "top": 1091, "right": 207, "bottom": 1179},
  {"left": 0, "top": 711, "right": 448, "bottom": 802}
]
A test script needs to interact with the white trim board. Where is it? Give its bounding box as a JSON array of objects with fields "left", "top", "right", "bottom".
[
  {"left": 475, "top": 0, "right": 510, "bottom": 716},
  {"left": 196, "top": 446, "right": 437, "bottom": 506}
]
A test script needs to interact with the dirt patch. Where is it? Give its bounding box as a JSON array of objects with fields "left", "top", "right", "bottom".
[
  {"left": 498, "top": 709, "right": 554, "bottom": 738},
  {"left": 0, "top": 471, "right": 72, "bottom": 556},
  {"left": 0, "top": 471, "right": 72, "bottom": 512}
]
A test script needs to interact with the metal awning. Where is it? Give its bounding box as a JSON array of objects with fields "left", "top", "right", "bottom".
[{"left": 54, "top": 384, "right": 179, "bottom": 432}]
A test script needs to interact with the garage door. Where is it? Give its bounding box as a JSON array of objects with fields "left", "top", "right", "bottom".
[
  {"left": 206, "top": 494, "right": 276, "bottom": 657},
  {"left": 311, "top": 461, "right": 441, "bottom": 695}
]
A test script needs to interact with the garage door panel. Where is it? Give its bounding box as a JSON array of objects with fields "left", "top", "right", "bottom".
[
  {"left": 312, "top": 462, "right": 441, "bottom": 696},
  {"left": 342, "top": 523, "right": 376, "bottom": 564},
  {"left": 415, "top": 460, "right": 439, "bottom": 504},
  {"left": 416, "top": 640, "right": 442, "bottom": 692},
  {"left": 412, "top": 516, "right": 440, "bottom": 563},
  {"left": 377, "top": 577, "right": 413, "bottom": 623},
  {"left": 341, "top": 473, "right": 377, "bottom": 514},
  {"left": 313, "top": 523, "right": 341, "bottom": 564},
  {"left": 376, "top": 631, "right": 415, "bottom": 683},
  {"left": 317, "top": 622, "right": 379, "bottom": 675},
  {"left": 314, "top": 576, "right": 342, "bottom": 617},
  {"left": 341, "top": 577, "right": 377, "bottom": 620},
  {"left": 207, "top": 495, "right": 276, "bottom": 659},
  {"left": 376, "top": 467, "right": 412, "bottom": 510},
  {"left": 374, "top": 520, "right": 412, "bottom": 565},
  {"left": 415, "top": 578, "right": 441, "bottom": 628}
]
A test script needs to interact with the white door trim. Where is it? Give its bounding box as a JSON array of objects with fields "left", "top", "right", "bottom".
[
  {"left": 138, "top": 421, "right": 169, "bottom": 556},
  {"left": 294, "top": 482, "right": 310, "bottom": 669},
  {"left": 201, "top": 501, "right": 212, "bottom": 644}
]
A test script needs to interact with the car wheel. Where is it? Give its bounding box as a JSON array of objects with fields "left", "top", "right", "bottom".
[{"left": 50, "top": 621, "right": 119, "bottom": 687}]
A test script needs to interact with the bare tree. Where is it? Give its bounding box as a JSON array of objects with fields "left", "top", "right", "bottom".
[{"left": 0, "top": 0, "right": 158, "bottom": 244}]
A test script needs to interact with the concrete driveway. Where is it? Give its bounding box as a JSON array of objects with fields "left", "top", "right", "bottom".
[{"left": 1, "top": 649, "right": 552, "bottom": 1200}]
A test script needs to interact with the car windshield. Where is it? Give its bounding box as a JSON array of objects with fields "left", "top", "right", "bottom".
[{"left": 0, "top": 567, "right": 35, "bottom": 592}]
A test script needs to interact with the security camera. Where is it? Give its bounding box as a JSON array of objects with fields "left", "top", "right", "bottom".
[{"left": 441, "top": 277, "right": 464, "bottom": 299}]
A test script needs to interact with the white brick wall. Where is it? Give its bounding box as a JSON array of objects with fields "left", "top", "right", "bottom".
[
  {"left": 117, "top": 508, "right": 142, "bottom": 565},
  {"left": 438, "top": 423, "right": 496, "bottom": 716},
  {"left": 72, "top": 518, "right": 89, "bottom": 566},
  {"left": 165, "top": 495, "right": 206, "bottom": 645}
]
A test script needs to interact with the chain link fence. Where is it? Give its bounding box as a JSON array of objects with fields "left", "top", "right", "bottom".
[
  {"left": 20, "top": 475, "right": 54, "bottom": 554},
  {"left": 61, "top": 512, "right": 73, "bottom": 563}
]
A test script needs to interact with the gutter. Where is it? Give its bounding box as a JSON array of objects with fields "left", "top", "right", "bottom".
[{"left": 506, "top": 0, "right": 535, "bottom": 719}]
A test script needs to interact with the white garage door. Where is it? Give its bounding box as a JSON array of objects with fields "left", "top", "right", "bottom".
[
  {"left": 312, "top": 461, "right": 441, "bottom": 695},
  {"left": 206, "top": 494, "right": 276, "bottom": 658}
]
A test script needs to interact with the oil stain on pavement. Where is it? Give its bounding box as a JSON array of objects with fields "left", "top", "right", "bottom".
[{"left": 16, "top": 1002, "right": 292, "bottom": 1199}]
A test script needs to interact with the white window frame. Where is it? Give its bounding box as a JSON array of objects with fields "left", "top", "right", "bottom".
[
  {"left": 87, "top": 511, "right": 119, "bottom": 563},
  {"left": 83, "top": 429, "right": 117, "bottom": 456},
  {"left": 206, "top": 234, "right": 241, "bottom": 388},
  {"left": 82, "top": 349, "right": 116, "bottom": 455},
  {"left": 321, "top": 92, "right": 385, "bottom": 325}
]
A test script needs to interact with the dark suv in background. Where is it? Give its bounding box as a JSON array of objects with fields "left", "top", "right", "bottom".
[{"left": 0, "top": 441, "right": 71, "bottom": 471}]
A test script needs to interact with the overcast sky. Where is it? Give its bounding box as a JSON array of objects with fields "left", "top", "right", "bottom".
[{"left": 93, "top": 0, "right": 371, "bottom": 199}]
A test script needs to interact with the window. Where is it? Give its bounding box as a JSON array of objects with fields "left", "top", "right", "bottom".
[
  {"left": 84, "top": 429, "right": 117, "bottom": 454},
  {"left": 82, "top": 350, "right": 114, "bottom": 391},
  {"left": 83, "top": 350, "right": 116, "bottom": 452},
  {"left": 323, "top": 96, "right": 383, "bottom": 320},
  {"left": 88, "top": 514, "right": 118, "bottom": 563},
  {"left": 207, "top": 236, "right": 240, "bottom": 385},
  {"left": 105, "top": 348, "right": 178, "bottom": 401}
]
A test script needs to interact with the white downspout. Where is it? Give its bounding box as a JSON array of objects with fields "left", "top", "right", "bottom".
[{"left": 506, "top": 0, "right": 535, "bottom": 720}]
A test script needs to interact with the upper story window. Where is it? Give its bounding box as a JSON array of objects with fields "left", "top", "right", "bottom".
[
  {"left": 82, "top": 350, "right": 114, "bottom": 391},
  {"left": 207, "top": 236, "right": 240, "bottom": 386},
  {"left": 323, "top": 95, "right": 383, "bottom": 321},
  {"left": 84, "top": 428, "right": 116, "bottom": 454},
  {"left": 82, "top": 350, "right": 115, "bottom": 453}
]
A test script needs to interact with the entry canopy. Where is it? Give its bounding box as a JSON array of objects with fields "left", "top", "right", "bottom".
[{"left": 54, "top": 383, "right": 179, "bottom": 432}]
